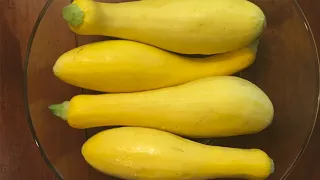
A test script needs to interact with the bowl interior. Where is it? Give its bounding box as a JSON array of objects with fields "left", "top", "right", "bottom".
[{"left": 25, "top": 0, "right": 319, "bottom": 179}]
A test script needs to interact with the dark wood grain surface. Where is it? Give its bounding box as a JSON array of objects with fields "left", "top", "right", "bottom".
[{"left": 0, "top": 0, "right": 319, "bottom": 179}]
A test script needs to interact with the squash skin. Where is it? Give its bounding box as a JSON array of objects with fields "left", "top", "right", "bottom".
[
  {"left": 82, "top": 127, "right": 274, "bottom": 180},
  {"left": 65, "top": 0, "right": 266, "bottom": 54},
  {"left": 65, "top": 76, "right": 274, "bottom": 138},
  {"left": 53, "top": 40, "right": 257, "bottom": 93}
]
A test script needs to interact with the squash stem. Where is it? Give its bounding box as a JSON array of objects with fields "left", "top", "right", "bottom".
[
  {"left": 248, "top": 39, "right": 259, "bottom": 53},
  {"left": 270, "top": 159, "right": 275, "bottom": 174},
  {"left": 62, "top": 4, "right": 84, "bottom": 27},
  {"left": 49, "top": 101, "right": 70, "bottom": 121}
]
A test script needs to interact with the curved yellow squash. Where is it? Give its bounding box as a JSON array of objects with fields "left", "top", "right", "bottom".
[
  {"left": 82, "top": 127, "right": 274, "bottom": 180},
  {"left": 49, "top": 76, "right": 274, "bottom": 138},
  {"left": 62, "top": 0, "right": 266, "bottom": 54},
  {"left": 53, "top": 40, "right": 257, "bottom": 93}
]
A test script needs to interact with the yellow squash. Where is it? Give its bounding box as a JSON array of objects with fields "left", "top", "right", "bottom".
[
  {"left": 49, "top": 76, "right": 274, "bottom": 138},
  {"left": 82, "top": 127, "right": 274, "bottom": 180},
  {"left": 53, "top": 40, "right": 258, "bottom": 93},
  {"left": 62, "top": 0, "right": 266, "bottom": 54}
]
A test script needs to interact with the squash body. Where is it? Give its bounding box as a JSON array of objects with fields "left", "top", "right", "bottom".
[
  {"left": 66, "top": 0, "right": 266, "bottom": 54},
  {"left": 82, "top": 127, "right": 274, "bottom": 180},
  {"left": 53, "top": 40, "right": 257, "bottom": 92},
  {"left": 67, "top": 76, "right": 274, "bottom": 138}
]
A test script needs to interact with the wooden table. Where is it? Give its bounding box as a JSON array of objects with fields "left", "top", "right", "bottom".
[{"left": 0, "top": 0, "right": 319, "bottom": 179}]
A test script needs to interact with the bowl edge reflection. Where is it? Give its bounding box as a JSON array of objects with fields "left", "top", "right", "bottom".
[
  {"left": 23, "top": 0, "right": 64, "bottom": 179},
  {"left": 278, "top": 1, "right": 319, "bottom": 179}
]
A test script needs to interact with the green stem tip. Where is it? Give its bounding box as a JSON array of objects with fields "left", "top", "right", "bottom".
[
  {"left": 248, "top": 39, "right": 259, "bottom": 53},
  {"left": 270, "top": 159, "right": 275, "bottom": 174},
  {"left": 49, "top": 101, "right": 70, "bottom": 121},
  {"left": 62, "top": 4, "right": 84, "bottom": 27}
]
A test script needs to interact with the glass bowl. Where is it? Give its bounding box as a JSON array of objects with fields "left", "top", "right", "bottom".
[{"left": 24, "top": 0, "right": 319, "bottom": 179}]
